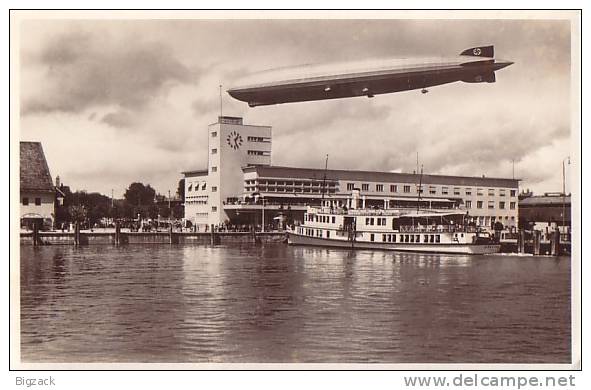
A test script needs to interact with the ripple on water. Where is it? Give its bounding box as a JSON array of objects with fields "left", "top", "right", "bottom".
[{"left": 19, "top": 244, "right": 571, "bottom": 363}]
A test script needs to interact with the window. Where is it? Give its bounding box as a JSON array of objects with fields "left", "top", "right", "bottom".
[
  {"left": 510, "top": 190, "right": 517, "bottom": 197},
  {"left": 211, "top": 206, "right": 217, "bottom": 212},
  {"left": 376, "top": 184, "right": 384, "bottom": 192},
  {"left": 510, "top": 202, "right": 516, "bottom": 210},
  {"left": 499, "top": 201, "right": 505, "bottom": 209},
  {"left": 499, "top": 189, "right": 506, "bottom": 197},
  {"left": 477, "top": 201, "right": 483, "bottom": 209},
  {"left": 211, "top": 186, "right": 217, "bottom": 192},
  {"left": 35, "top": 197, "right": 41, "bottom": 205},
  {"left": 247, "top": 136, "right": 269, "bottom": 142},
  {"left": 429, "top": 186, "right": 437, "bottom": 194},
  {"left": 211, "top": 148, "right": 217, "bottom": 154},
  {"left": 22, "top": 197, "right": 29, "bottom": 206},
  {"left": 488, "top": 189, "right": 495, "bottom": 196},
  {"left": 370, "top": 233, "right": 374, "bottom": 242},
  {"left": 403, "top": 185, "right": 411, "bottom": 193},
  {"left": 477, "top": 188, "right": 483, "bottom": 196},
  {"left": 211, "top": 131, "right": 217, "bottom": 137},
  {"left": 417, "top": 185, "right": 423, "bottom": 194},
  {"left": 465, "top": 188, "right": 472, "bottom": 195},
  {"left": 326, "top": 231, "right": 330, "bottom": 239},
  {"left": 362, "top": 183, "right": 369, "bottom": 191},
  {"left": 454, "top": 187, "right": 461, "bottom": 195},
  {"left": 188, "top": 183, "right": 193, "bottom": 191},
  {"left": 332, "top": 216, "right": 336, "bottom": 224},
  {"left": 390, "top": 184, "right": 398, "bottom": 192},
  {"left": 465, "top": 200, "right": 472, "bottom": 208},
  {"left": 488, "top": 201, "right": 495, "bottom": 209},
  {"left": 347, "top": 183, "right": 355, "bottom": 190},
  {"left": 211, "top": 166, "right": 217, "bottom": 172},
  {"left": 442, "top": 187, "right": 449, "bottom": 195},
  {"left": 248, "top": 150, "right": 270, "bottom": 156}
]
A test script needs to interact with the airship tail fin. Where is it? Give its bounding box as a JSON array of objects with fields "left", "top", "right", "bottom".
[{"left": 460, "top": 45, "right": 494, "bottom": 58}]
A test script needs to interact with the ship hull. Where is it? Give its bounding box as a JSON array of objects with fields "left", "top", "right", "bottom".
[{"left": 287, "top": 232, "right": 500, "bottom": 255}]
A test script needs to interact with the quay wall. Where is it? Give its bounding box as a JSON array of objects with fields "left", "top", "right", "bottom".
[{"left": 20, "top": 231, "right": 287, "bottom": 246}]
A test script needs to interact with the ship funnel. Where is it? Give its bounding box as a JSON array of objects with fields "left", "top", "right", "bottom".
[{"left": 351, "top": 188, "right": 361, "bottom": 209}]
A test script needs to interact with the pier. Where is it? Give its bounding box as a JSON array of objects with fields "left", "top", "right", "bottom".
[{"left": 21, "top": 229, "right": 286, "bottom": 246}]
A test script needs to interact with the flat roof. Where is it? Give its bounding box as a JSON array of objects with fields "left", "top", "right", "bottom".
[
  {"left": 243, "top": 165, "right": 519, "bottom": 188},
  {"left": 520, "top": 195, "right": 571, "bottom": 206}
]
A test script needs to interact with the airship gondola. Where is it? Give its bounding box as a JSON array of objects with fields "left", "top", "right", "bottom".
[{"left": 227, "top": 45, "right": 513, "bottom": 107}]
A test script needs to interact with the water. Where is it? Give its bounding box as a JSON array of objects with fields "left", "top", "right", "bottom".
[{"left": 20, "top": 244, "right": 571, "bottom": 363}]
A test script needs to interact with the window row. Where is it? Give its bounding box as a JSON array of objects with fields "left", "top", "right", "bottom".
[
  {"left": 305, "top": 214, "right": 337, "bottom": 224},
  {"left": 247, "top": 150, "right": 271, "bottom": 156},
  {"left": 345, "top": 182, "right": 517, "bottom": 197},
  {"left": 187, "top": 182, "right": 207, "bottom": 192},
  {"left": 465, "top": 200, "right": 516, "bottom": 209},
  {"left": 365, "top": 217, "right": 387, "bottom": 226},
  {"left": 22, "top": 197, "right": 42, "bottom": 206}
]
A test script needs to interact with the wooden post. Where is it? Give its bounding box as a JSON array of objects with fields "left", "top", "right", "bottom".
[
  {"left": 210, "top": 224, "right": 220, "bottom": 245},
  {"left": 115, "top": 221, "right": 120, "bottom": 245},
  {"left": 551, "top": 229, "right": 561, "bottom": 256},
  {"left": 169, "top": 224, "right": 173, "bottom": 244},
  {"left": 74, "top": 221, "right": 80, "bottom": 246},
  {"left": 533, "top": 230, "right": 541, "bottom": 256},
  {"left": 518, "top": 229, "right": 525, "bottom": 254},
  {"left": 32, "top": 222, "right": 39, "bottom": 246}
]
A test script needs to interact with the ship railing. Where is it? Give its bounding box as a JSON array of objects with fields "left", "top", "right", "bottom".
[{"left": 397, "top": 225, "right": 479, "bottom": 233}]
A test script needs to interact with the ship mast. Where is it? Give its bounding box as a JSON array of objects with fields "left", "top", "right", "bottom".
[
  {"left": 321, "top": 154, "right": 329, "bottom": 200},
  {"left": 416, "top": 164, "right": 423, "bottom": 213}
]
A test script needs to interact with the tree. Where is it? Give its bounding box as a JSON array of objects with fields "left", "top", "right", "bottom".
[
  {"left": 124, "top": 182, "right": 156, "bottom": 206},
  {"left": 177, "top": 179, "right": 185, "bottom": 201}
]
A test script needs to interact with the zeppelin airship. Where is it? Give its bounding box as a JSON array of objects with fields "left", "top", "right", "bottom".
[{"left": 227, "top": 45, "right": 513, "bottom": 107}]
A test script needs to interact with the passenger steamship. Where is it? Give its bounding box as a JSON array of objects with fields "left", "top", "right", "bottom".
[{"left": 288, "top": 190, "right": 500, "bottom": 255}]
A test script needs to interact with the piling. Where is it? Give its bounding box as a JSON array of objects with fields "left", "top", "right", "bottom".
[
  {"left": 169, "top": 225, "right": 179, "bottom": 244},
  {"left": 533, "top": 230, "right": 541, "bottom": 256},
  {"left": 74, "top": 221, "right": 80, "bottom": 246},
  {"left": 518, "top": 229, "right": 525, "bottom": 254},
  {"left": 210, "top": 224, "right": 220, "bottom": 245},
  {"left": 551, "top": 229, "right": 561, "bottom": 256},
  {"left": 252, "top": 224, "right": 262, "bottom": 245},
  {"left": 32, "top": 223, "right": 39, "bottom": 246},
  {"left": 115, "top": 221, "right": 120, "bottom": 245}
]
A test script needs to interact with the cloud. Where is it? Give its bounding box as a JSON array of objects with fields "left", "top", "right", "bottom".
[
  {"left": 21, "top": 29, "right": 195, "bottom": 115},
  {"left": 18, "top": 18, "right": 574, "bottom": 197},
  {"left": 101, "top": 110, "right": 136, "bottom": 128}
]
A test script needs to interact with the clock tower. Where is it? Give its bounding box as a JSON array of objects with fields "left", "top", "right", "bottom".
[{"left": 207, "top": 116, "right": 272, "bottom": 226}]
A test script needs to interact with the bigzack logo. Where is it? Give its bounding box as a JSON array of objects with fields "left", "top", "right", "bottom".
[{"left": 15, "top": 377, "right": 56, "bottom": 387}]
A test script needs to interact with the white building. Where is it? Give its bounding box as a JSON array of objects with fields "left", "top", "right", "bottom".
[
  {"left": 20, "top": 141, "right": 60, "bottom": 230},
  {"left": 183, "top": 116, "right": 271, "bottom": 229},
  {"left": 184, "top": 116, "right": 519, "bottom": 230}
]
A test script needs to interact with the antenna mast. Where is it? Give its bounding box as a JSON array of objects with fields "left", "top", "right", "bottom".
[
  {"left": 322, "top": 154, "right": 329, "bottom": 200},
  {"left": 416, "top": 165, "right": 423, "bottom": 213},
  {"left": 219, "top": 84, "right": 223, "bottom": 118}
]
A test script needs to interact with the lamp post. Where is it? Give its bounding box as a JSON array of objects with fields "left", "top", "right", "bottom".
[
  {"left": 261, "top": 196, "right": 265, "bottom": 233},
  {"left": 562, "top": 156, "right": 570, "bottom": 236}
]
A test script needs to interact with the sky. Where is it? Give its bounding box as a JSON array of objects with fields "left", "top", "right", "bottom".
[{"left": 18, "top": 17, "right": 574, "bottom": 198}]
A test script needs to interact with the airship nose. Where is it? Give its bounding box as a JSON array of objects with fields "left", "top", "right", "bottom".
[{"left": 495, "top": 60, "right": 514, "bottom": 70}]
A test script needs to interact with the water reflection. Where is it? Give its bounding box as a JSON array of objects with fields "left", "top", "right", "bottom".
[{"left": 20, "top": 244, "right": 570, "bottom": 363}]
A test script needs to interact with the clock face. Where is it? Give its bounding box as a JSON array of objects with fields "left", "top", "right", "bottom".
[{"left": 226, "top": 130, "right": 243, "bottom": 150}]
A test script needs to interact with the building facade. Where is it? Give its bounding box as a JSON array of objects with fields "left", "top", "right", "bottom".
[
  {"left": 20, "top": 141, "right": 59, "bottom": 230},
  {"left": 183, "top": 116, "right": 271, "bottom": 228},
  {"left": 184, "top": 116, "right": 519, "bottom": 230},
  {"left": 230, "top": 166, "right": 520, "bottom": 229},
  {"left": 519, "top": 193, "right": 571, "bottom": 238}
]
